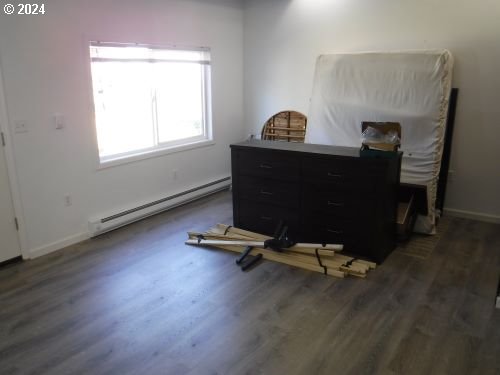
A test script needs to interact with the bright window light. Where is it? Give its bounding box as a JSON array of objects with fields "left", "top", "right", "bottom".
[{"left": 89, "top": 42, "right": 212, "bottom": 164}]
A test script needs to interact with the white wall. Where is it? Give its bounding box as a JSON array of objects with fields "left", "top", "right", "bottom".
[
  {"left": 0, "top": 0, "right": 245, "bottom": 256},
  {"left": 243, "top": 0, "right": 500, "bottom": 221}
]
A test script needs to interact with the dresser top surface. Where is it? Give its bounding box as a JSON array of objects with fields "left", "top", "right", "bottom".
[{"left": 231, "top": 139, "right": 366, "bottom": 158}]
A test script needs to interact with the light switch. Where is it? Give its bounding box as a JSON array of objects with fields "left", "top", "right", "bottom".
[
  {"left": 54, "top": 114, "right": 65, "bottom": 129},
  {"left": 14, "top": 120, "right": 28, "bottom": 133}
]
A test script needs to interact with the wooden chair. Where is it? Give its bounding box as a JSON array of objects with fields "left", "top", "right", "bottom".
[{"left": 261, "top": 111, "right": 307, "bottom": 142}]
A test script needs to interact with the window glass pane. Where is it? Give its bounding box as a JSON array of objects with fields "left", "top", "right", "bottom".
[
  {"left": 91, "top": 61, "right": 155, "bottom": 158},
  {"left": 89, "top": 43, "right": 211, "bottom": 163},
  {"left": 155, "top": 62, "right": 204, "bottom": 143}
]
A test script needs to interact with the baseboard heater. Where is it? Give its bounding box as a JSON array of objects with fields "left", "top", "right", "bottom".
[{"left": 88, "top": 177, "right": 231, "bottom": 237}]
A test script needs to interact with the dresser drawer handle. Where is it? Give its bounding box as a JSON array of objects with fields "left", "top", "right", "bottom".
[
  {"left": 260, "top": 190, "right": 273, "bottom": 196},
  {"left": 327, "top": 229, "right": 343, "bottom": 234},
  {"left": 327, "top": 201, "right": 344, "bottom": 207},
  {"left": 327, "top": 172, "right": 343, "bottom": 178},
  {"left": 260, "top": 216, "right": 273, "bottom": 221},
  {"left": 259, "top": 164, "right": 273, "bottom": 169}
]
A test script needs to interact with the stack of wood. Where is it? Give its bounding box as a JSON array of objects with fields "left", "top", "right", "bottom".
[{"left": 186, "top": 224, "right": 376, "bottom": 279}]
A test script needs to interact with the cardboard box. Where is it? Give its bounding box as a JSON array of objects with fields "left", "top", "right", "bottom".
[{"left": 361, "top": 122, "right": 401, "bottom": 152}]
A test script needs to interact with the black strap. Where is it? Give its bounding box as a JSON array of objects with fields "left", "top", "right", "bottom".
[
  {"left": 273, "top": 220, "right": 285, "bottom": 239},
  {"left": 315, "top": 248, "right": 328, "bottom": 275},
  {"left": 196, "top": 234, "right": 205, "bottom": 244},
  {"left": 236, "top": 246, "right": 253, "bottom": 265},
  {"left": 240, "top": 253, "right": 263, "bottom": 271},
  {"left": 342, "top": 258, "right": 357, "bottom": 268},
  {"left": 223, "top": 225, "right": 232, "bottom": 235}
]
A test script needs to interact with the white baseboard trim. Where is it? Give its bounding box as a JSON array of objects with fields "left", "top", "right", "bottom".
[
  {"left": 28, "top": 232, "right": 90, "bottom": 259},
  {"left": 27, "top": 179, "right": 231, "bottom": 259},
  {"left": 444, "top": 208, "right": 500, "bottom": 224}
]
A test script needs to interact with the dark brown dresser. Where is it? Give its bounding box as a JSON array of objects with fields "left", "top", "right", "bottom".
[{"left": 230, "top": 140, "right": 402, "bottom": 263}]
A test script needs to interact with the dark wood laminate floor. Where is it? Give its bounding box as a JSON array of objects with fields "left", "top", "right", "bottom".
[{"left": 1, "top": 190, "right": 499, "bottom": 375}]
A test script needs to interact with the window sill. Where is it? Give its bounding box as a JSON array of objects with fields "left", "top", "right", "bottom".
[{"left": 97, "top": 139, "right": 215, "bottom": 170}]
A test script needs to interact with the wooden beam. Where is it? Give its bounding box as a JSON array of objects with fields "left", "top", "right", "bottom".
[
  {"left": 267, "top": 126, "right": 306, "bottom": 131},
  {"left": 185, "top": 239, "right": 342, "bottom": 252},
  {"left": 186, "top": 224, "right": 372, "bottom": 278},
  {"left": 208, "top": 243, "right": 346, "bottom": 279},
  {"left": 187, "top": 232, "right": 337, "bottom": 257},
  {"left": 212, "top": 224, "right": 344, "bottom": 251},
  {"left": 263, "top": 133, "right": 305, "bottom": 139}
]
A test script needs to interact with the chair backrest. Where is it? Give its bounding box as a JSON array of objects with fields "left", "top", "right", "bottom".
[{"left": 261, "top": 111, "right": 307, "bottom": 142}]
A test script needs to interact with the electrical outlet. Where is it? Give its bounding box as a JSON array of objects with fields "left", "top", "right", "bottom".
[{"left": 64, "top": 195, "right": 72, "bottom": 207}]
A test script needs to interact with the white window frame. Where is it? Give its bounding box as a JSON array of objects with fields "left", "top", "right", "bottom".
[{"left": 89, "top": 42, "right": 214, "bottom": 168}]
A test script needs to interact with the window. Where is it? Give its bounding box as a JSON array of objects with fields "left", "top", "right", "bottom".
[{"left": 89, "top": 42, "right": 212, "bottom": 164}]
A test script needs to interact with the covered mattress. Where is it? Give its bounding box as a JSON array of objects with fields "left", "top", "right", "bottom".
[{"left": 305, "top": 50, "right": 454, "bottom": 233}]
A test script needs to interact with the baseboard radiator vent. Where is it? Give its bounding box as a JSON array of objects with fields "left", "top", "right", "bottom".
[{"left": 88, "top": 177, "right": 231, "bottom": 237}]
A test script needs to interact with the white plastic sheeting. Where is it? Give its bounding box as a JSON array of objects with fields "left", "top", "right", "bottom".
[{"left": 305, "top": 50, "right": 454, "bottom": 233}]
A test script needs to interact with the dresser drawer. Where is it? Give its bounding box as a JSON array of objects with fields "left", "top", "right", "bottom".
[
  {"left": 302, "top": 158, "right": 381, "bottom": 191},
  {"left": 238, "top": 200, "right": 299, "bottom": 236},
  {"left": 302, "top": 217, "right": 372, "bottom": 252},
  {"left": 236, "top": 150, "right": 300, "bottom": 181},
  {"left": 303, "top": 186, "right": 376, "bottom": 218},
  {"left": 239, "top": 176, "right": 299, "bottom": 208}
]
